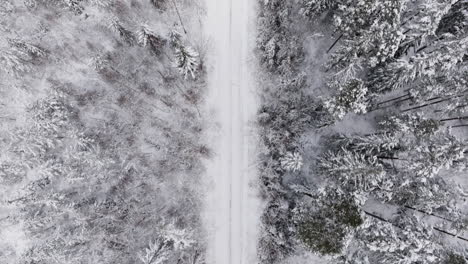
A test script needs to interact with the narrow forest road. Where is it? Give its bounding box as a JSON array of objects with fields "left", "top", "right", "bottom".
[{"left": 204, "top": 0, "right": 259, "bottom": 263}]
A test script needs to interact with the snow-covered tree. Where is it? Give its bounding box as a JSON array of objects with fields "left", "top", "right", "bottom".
[
  {"left": 333, "top": 0, "right": 404, "bottom": 39},
  {"left": 350, "top": 214, "right": 441, "bottom": 264},
  {"left": 295, "top": 187, "right": 362, "bottom": 255},
  {"left": 399, "top": 0, "right": 457, "bottom": 52},
  {"left": 0, "top": 50, "right": 31, "bottom": 76},
  {"left": 436, "top": 1, "right": 468, "bottom": 37},
  {"left": 378, "top": 113, "right": 442, "bottom": 137},
  {"left": 326, "top": 0, "right": 405, "bottom": 71},
  {"left": 257, "top": 0, "right": 468, "bottom": 262},
  {"left": 257, "top": 0, "right": 304, "bottom": 74},
  {"left": 139, "top": 225, "right": 194, "bottom": 264},
  {"left": 300, "top": 0, "right": 335, "bottom": 19},
  {"left": 407, "top": 131, "right": 466, "bottom": 178},
  {"left": 174, "top": 45, "right": 199, "bottom": 79},
  {"left": 108, "top": 17, "right": 135, "bottom": 45},
  {"left": 279, "top": 151, "right": 303, "bottom": 172},
  {"left": 137, "top": 24, "right": 166, "bottom": 55},
  {"left": 323, "top": 79, "right": 368, "bottom": 120},
  {"left": 319, "top": 149, "right": 387, "bottom": 196},
  {"left": 330, "top": 133, "right": 401, "bottom": 164},
  {"left": 391, "top": 174, "right": 461, "bottom": 217},
  {"left": 170, "top": 30, "right": 199, "bottom": 79},
  {"left": 369, "top": 36, "right": 467, "bottom": 93}
]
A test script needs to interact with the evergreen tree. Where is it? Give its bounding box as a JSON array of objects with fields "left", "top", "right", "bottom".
[
  {"left": 300, "top": 0, "right": 335, "bottom": 19},
  {"left": 323, "top": 79, "right": 368, "bottom": 120},
  {"left": 407, "top": 130, "right": 466, "bottom": 178},
  {"left": 333, "top": 133, "right": 401, "bottom": 158},
  {"left": 170, "top": 30, "right": 200, "bottom": 79},
  {"left": 399, "top": 0, "right": 457, "bottom": 52},
  {"left": 137, "top": 24, "right": 166, "bottom": 55},
  {"left": 326, "top": 0, "right": 405, "bottom": 74},
  {"left": 436, "top": 1, "right": 468, "bottom": 37},
  {"left": 319, "top": 149, "right": 387, "bottom": 196},
  {"left": 296, "top": 187, "right": 363, "bottom": 255},
  {"left": 174, "top": 45, "right": 199, "bottom": 79},
  {"left": 350, "top": 214, "right": 441, "bottom": 264},
  {"left": 378, "top": 113, "right": 442, "bottom": 137},
  {"left": 279, "top": 151, "right": 303, "bottom": 172},
  {"left": 108, "top": 17, "right": 136, "bottom": 45},
  {"left": 138, "top": 225, "right": 194, "bottom": 264},
  {"left": 368, "top": 36, "right": 467, "bottom": 93}
]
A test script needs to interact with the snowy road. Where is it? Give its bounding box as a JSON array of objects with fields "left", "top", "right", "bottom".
[{"left": 204, "top": 0, "right": 259, "bottom": 263}]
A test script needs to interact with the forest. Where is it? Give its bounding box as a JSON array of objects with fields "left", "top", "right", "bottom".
[
  {"left": 1, "top": 0, "right": 468, "bottom": 263},
  {"left": 0, "top": 0, "right": 207, "bottom": 263},
  {"left": 256, "top": 0, "right": 468, "bottom": 263}
]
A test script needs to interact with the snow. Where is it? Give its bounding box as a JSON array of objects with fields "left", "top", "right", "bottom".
[{"left": 203, "top": 0, "right": 260, "bottom": 263}]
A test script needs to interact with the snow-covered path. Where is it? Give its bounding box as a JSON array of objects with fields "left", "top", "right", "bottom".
[{"left": 204, "top": 0, "right": 259, "bottom": 263}]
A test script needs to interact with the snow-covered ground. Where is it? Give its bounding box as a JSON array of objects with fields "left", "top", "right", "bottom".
[{"left": 203, "top": 0, "right": 260, "bottom": 263}]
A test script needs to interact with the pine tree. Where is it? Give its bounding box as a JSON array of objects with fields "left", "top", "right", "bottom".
[
  {"left": 334, "top": 133, "right": 401, "bottom": 158},
  {"left": 296, "top": 187, "right": 363, "bottom": 255},
  {"left": 137, "top": 24, "right": 166, "bottom": 55},
  {"left": 436, "top": 1, "right": 468, "bottom": 37},
  {"left": 279, "top": 151, "right": 303, "bottom": 172},
  {"left": 0, "top": 39, "right": 46, "bottom": 76},
  {"left": 318, "top": 149, "right": 387, "bottom": 195},
  {"left": 350, "top": 214, "right": 441, "bottom": 264},
  {"left": 368, "top": 36, "right": 467, "bottom": 93},
  {"left": 378, "top": 113, "right": 442, "bottom": 137},
  {"left": 300, "top": 0, "right": 335, "bottom": 19},
  {"left": 170, "top": 30, "right": 199, "bottom": 79},
  {"left": 333, "top": 0, "right": 404, "bottom": 39},
  {"left": 0, "top": 50, "right": 30, "bottom": 76},
  {"left": 139, "top": 225, "right": 194, "bottom": 264},
  {"left": 108, "top": 17, "right": 135, "bottom": 45},
  {"left": 323, "top": 79, "right": 368, "bottom": 120},
  {"left": 327, "top": 0, "right": 405, "bottom": 71},
  {"left": 399, "top": 0, "right": 457, "bottom": 52},
  {"left": 391, "top": 174, "right": 461, "bottom": 217},
  {"left": 407, "top": 130, "right": 466, "bottom": 178},
  {"left": 174, "top": 45, "right": 199, "bottom": 79}
]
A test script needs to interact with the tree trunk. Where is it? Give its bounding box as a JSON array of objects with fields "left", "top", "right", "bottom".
[
  {"left": 370, "top": 98, "right": 413, "bottom": 112},
  {"left": 326, "top": 34, "right": 343, "bottom": 54},
  {"left": 363, "top": 132, "right": 387, "bottom": 137},
  {"left": 401, "top": 97, "right": 452, "bottom": 113},
  {"left": 364, "top": 210, "right": 468, "bottom": 243},
  {"left": 433, "top": 226, "right": 468, "bottom": 242},
  {"left": 403, "top": 205, "right": 452, "bottom": 222},
  {"left": 171, "top": 0, "right": 187, "bottom": 34},
  {"left": 375, "top": 93, "right": 410, "bottom": 106},
  {"left": 440, "top": 116, "right": 468, "bottom": 122},
  {"left": 377, "top": 156, "right": 404, "bottom": 161}
]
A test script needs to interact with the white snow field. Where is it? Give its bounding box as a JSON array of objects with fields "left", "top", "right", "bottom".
[{"left": 203, "top": 0, "right": 260, "bottom": 263}]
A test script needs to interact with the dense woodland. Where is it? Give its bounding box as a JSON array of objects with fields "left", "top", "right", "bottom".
[
  {"left": 0, "top": 0, "right": 207, "bottom": 263},
  {"left": 256, "top": 0, "right": 468, "bottom": 263},
  {"left": 2, "top": 0, "right": 468, "bottom": 263}
]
